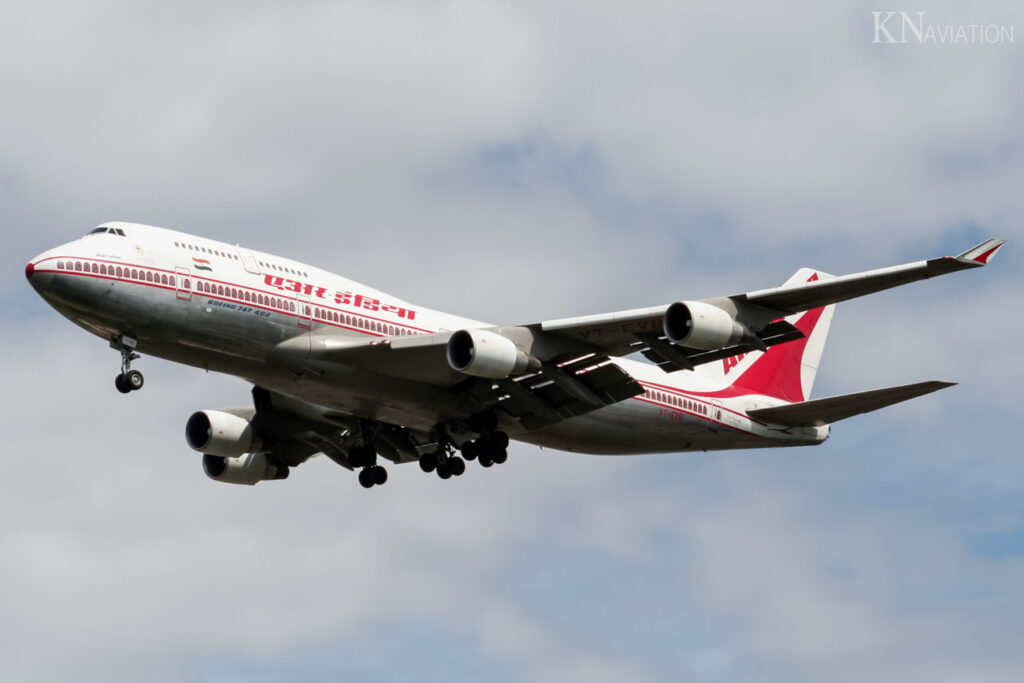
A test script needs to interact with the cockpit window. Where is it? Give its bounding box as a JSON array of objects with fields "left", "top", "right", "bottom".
[{"left": 85, "top": 226, "right": 127, "bottom": 237}]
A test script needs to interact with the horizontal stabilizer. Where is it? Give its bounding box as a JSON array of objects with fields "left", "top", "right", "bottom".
[{"left": 747, "top": 380, "right": 956, "bottom": 427}]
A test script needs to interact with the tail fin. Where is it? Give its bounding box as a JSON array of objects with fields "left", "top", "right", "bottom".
[{"left": 721, "top": 269, "right": 836, "bottom": 402}]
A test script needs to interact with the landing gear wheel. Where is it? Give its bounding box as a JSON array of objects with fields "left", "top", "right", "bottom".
[
  {"left": 460, "top": 441, "right": 479, "bottom": 461},
  {"left": 479, "top": 454, "right": 493, "bottom": 468},
  {"left": 492, "top": 431, "right": 509, "bottom": 449},
  {"left": 358, "top": 468, "right": 375, "bottom": 488},
  {"left": 492, "top": 448, "right": 508, "bottom": 465},
  {"left": 449, "top": 456, "right": 466, "bottom": 476},
  {"left": 113, "top": 335, "right": 142, "bottom": 393},
  {"left": 371, "top": 465, "right": 388, "bottom": 485},
  {"left": 125, "top": 369, "right": 144, "bottom": 391},
  {"left": 419, "top": 453, "right": 436, "bottom": 473},
  {"left": 437, "top": 464, "right": 453, "bottom": 480}
]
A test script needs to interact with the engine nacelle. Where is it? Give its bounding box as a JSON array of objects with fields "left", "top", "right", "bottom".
[
  {"left": 447, "top": 329, "right": 541, "bottom": 379},
  {"left": 663, "top": 301, "right": 748, "bottom": 350},
  {"left": 202, "top": 453, "right": 289, "bottom": 486},
  {"left": 185, "top": 410, "right": 262, "bottom": 457}
]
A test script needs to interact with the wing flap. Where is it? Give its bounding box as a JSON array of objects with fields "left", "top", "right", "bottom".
[{"left": 747, "top": 380, "right": 955, "bottom": 427}]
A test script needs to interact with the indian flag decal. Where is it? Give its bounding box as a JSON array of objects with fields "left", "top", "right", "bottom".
[{"left": 192, "top": 257, "right": 212, "bottom": 272}]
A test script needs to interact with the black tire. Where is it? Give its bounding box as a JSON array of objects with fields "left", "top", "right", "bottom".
[
  {"left": 479, "top": 455, "right": 493, "bottom": 468},
  {"left": 126, "top": 369, "right": 144, "bottom": 391},
  {"left": 358, "top": 469, "right": 375, "bottom": 488},
  {"left": 492, "top": 431, "right": 509, "bottom": 449},
  {"left": 450, "top": 456, "right": 466, "bottom": 476},
  {"left": 434, "top": 450, "right": 448, "bottom": 467},
  {"left": 492, "top": 449, "right": 508, "bottom": 465},
  {"left": 115, "top": 374, "right": 131, "bottom": 394},
  {"left": 372, "top": 465, "right": 388, "bottom": 485},
  {"left": 419, "top": 453, "right": 436, "bottom": 473},
  {"left": 460, "top": 441, "right": 478, "bottom": 461},
  {"left": 437, "top": 464, "right": 452, "bottom": 480}
]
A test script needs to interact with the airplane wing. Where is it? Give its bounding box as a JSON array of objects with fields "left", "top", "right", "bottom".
[
  {"left": 268, "top": 238, "right": 1002, "bottom": 429},
  {"left": 242, "top": 386, "right": 440, "bottom": 468},
  {"left": 270, "top": 331, "right": 645, "bottom": 430},
  {"left": 536, "top": 237, "right": 1005, "bottom": 370}
]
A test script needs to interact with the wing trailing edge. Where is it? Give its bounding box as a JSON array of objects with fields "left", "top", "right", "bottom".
[{"left": 747, "top": 380, "right": 956, "bottom": 427}]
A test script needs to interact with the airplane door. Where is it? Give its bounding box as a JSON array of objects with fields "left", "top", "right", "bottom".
[
  {"left": 709, "top": 399, "right": 724, "bottom": 431},
  {"left": 237, "top": 247, "right": 261, "bottom": 275},
  {"left": 297, "top": 294, "right": 312, "bottom": 329},
  {"left": 175, "top": 267, "right": 192, "bottom": 301}
]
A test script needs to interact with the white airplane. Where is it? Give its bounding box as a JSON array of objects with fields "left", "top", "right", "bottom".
[{"left": 25, "top": 223, "right": 1004, "bottom": 488}]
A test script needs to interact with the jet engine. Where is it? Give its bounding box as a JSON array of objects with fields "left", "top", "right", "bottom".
[
  {"left": 202, "top": 453, "right": 289, "bottom": 486},
  {"left": 447, "top": 329, "right": 540, "bottom": 379},
  {"left": 663, "top": 301, "right": 751, "bottom": 350},
  {"left": 185, "top": 410, "right": 261, "bottom": 457}
]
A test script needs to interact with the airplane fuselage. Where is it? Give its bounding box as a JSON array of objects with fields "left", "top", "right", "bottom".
[{"left": 27, "top": 222, "right": 828, "bottom": 457}]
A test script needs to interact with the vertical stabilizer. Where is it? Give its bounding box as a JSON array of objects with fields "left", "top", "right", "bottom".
[{"left": 719, "top": 269, "right": 836, "bottom": 402}]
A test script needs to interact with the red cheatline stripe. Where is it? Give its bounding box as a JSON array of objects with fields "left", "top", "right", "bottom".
[{"left": 37, "top": 257, "right": 432, "bottom": 334}]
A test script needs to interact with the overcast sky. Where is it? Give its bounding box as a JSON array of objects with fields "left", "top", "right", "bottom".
[{"left": 2, "top": 1, "right": 1022, "bottom": 681}]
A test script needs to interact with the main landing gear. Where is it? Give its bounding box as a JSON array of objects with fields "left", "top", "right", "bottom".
[
  {"left": 112, "top": 335, "right": 144, "bottom": 394},
  {"left": 418, "top": 429, "right": 510, "bottom": 480},
  {"left": 350, "top": 444, "right": 388, "bottom": 489}
]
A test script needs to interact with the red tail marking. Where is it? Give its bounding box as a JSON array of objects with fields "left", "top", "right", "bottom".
[
  {"left": 973, "top": 245, "right": 1000, "bottom": 264},
  {"left": 723, "top": 353, "right": 747, "bottom": 374},
  {"left": 730, "top": 272, "right": 823, "bottom": 402}
]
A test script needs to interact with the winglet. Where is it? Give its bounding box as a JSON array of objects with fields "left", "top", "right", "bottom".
[{"left": 957, "top": 238, "right": 1005, "bottom": 265}]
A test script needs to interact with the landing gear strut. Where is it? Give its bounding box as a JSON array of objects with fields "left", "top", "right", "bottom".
[{"left": 112, "top": 335, "right": 143, "bottom": 394}]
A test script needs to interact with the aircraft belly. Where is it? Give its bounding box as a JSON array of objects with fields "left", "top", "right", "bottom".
[{"left": 516, "top": 398, "right": 802, "bottom": 455}]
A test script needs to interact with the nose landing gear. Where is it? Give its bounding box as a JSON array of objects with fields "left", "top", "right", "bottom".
[{"left": 112, "top": 335, "right": 144, "bottom": 394}]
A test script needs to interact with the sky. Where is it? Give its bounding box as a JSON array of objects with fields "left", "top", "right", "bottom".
[{"left": 2, "top": 1, "right": 1022, "bottom": 681}]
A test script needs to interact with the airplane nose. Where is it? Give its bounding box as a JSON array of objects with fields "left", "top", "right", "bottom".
[{"left": 25, "top": 261, "right": 35, "bottom": 279}]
